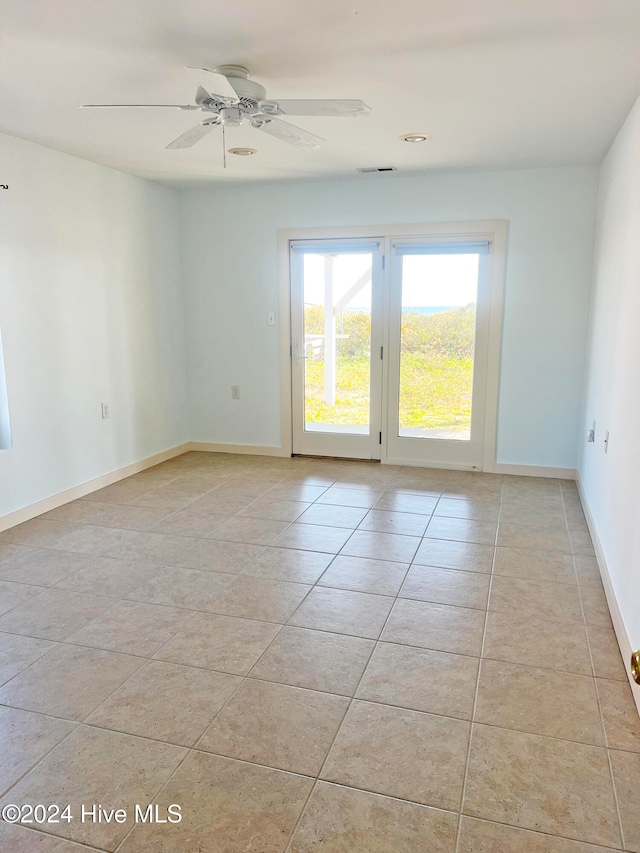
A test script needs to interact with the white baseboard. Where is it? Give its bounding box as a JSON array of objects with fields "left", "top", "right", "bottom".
[
  {"left": 488, "top": 462, "right": 576, "bottom": 479},
  {"left": 0, "top": 443, "right": 191, "bottom": 533},
  {"left": 189, "top": 442, "right": 290, "bottom": 458},
  {"left": 576, "top": 472, "right": 640, "bottom": 716},
  {"left": 187, "top": 445, "right": 576, "bottom": 477}
]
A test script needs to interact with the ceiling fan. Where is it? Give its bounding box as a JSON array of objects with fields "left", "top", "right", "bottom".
[{"left": 81, "top": 65, "right": 371, "bottom": 152}]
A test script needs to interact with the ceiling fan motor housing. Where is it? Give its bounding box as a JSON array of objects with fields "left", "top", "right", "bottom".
[
  {"left": 220, "top": 107, "right": 244, "bottom": 127},
  {"left": 233, "top": 77, "right": 267, "bottom": 101}
]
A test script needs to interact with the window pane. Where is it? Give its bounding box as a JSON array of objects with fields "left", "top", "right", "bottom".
[
  {"left": 303, "top": 253, "right": 372, "bottom": 436},
  {"left": 398, "top": 254, "right": 479, "bottom": 440}
]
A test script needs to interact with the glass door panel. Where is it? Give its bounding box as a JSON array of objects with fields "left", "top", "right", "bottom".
[
  {"left": 386, "top": 243, "right": 490, "bottom": 469},
  {"left": 398, "top": 254, "right": 479, "bottom": 440},
  {"left": 291, "top": 240, "right": 383, "bottom": 459},
  {"left": 303, "top": 253, "right": 373, "bottom": 436}
]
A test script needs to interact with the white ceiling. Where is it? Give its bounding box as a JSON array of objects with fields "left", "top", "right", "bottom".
[{"left": 2, "top": 0, "right": 640, "bottom": 186}]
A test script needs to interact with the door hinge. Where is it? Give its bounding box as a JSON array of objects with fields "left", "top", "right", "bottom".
[
  {"left": 290, "top": 344, "right": 292, "bottom": 357},
  {"left": 380, "top": 346, "right": 383, "bottom": 360},
  {"left": 381, "top": 255, "right": 385, "bottom": 270},
  {"left": 379, "top": 432, "right": 382, "bottom": 444}
]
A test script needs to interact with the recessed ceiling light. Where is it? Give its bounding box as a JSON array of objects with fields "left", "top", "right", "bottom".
[
  {"left": 356, "top": 166, "right": 398, "bottom": 173},
  {"left": 400, "top": 133, "right": 431, "bottom": 143},
  {"left": 228, "top": 147, "right": 257, "bottom": 156}
]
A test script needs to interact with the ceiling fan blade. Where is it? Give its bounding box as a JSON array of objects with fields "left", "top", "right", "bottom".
[
  {"left": 267, "top": 99, "right": 371, "bottom": 117},
  {"left": 194, "top": 85, "right": 212, "bottom": 106},
  {"left": 220, "top": 76, "right": 245, "bottom": 99},
  {"left": 252, "top": 117, "right": 325, "bottom": 150},
  {"left": 166, "top": 121, "right": 218, "bottom": 150},
  {"left": 80, "top": 104, "right": 199, "bottom": 110},
  {"left": 185, "top": 67, "right": 239, "bottom": 99},
  {"left": 193, "top": 85, "right": 233, "bottom": 110}
]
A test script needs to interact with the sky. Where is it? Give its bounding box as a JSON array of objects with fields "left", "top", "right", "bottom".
[{"left": 302, "top": 252, "right": 479, "bottom": 309}]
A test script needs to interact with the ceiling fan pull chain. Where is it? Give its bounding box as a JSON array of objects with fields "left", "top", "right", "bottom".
[{"left": 222, "top": 124, "right": 227, "bottom": 169}]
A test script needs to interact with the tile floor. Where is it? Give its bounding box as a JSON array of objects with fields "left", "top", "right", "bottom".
[{"left": 0, "top": 452, "right": 639, "bottom": 852}]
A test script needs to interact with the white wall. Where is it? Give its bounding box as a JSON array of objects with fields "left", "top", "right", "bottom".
[
  {"left": 179, "top": 167, "right": 598, "bottom": 468},
  {"left": 0, "top": 142, "right": 601, "bottom": 524},
  {"left": 578, "top": 98, "right": 640, "bottom": 709},
  {"left": 0, "top": 133, "right": 189, "bottom": 518}
]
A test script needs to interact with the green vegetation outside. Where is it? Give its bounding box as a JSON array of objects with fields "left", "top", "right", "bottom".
[{"left": 304, "top": 304, "right": 475, "bottom": 431}]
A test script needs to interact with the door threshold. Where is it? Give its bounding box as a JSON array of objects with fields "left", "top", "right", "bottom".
[{"left": 292, "top": 454, "right": 381, "bottom": 463}]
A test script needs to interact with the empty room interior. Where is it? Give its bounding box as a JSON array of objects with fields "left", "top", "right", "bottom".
[{"left": 2, "top": 0, "right": 640, "bottom": 851}]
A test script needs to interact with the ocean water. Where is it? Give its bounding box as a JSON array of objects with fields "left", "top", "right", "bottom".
[
  {"left": 344, "top": 305, "right": 464, "bottom": 315},
  {"left": 401, "top": 306, "right": 460, "bottom": 315}
]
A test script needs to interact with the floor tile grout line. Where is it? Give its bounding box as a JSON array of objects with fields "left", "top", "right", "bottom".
[
  {"left": 333, "top": 770, "right": 629, "bottom": 852},
  {"left": 1, "top": 603, "right": 611, "bottom": 695},
  {"left": 280, "top": 548, "right": 409, "bottom": 851},
  {"left": 0, "top": 820, "right": 111, "bottom": 852},
  {"left": 0, "top": 583, "right": 57, "bottom": 621},
  {"left": 0, "top": 638, "right": 66, "bottom": 691},
  {"left": 280, "top": 468, "right": 467, "bottom": 853},
  {"left": 453, "top": 814, "right": 625, "bottom": 853},
  {"left": 2, "top": 620, "right": 489, "bottom": 672},
  {"left": 561, "top": 484, "right": 627, "bottom": 851},
  {"left": 0, "top": 634, "right": 128, "bottom": 694},
  {"left": 98, "top": 472, "right": 362, "bottom": 853},
  {"left": 1, "top": 540, "right": 591, "bottom": 594},
  {"left": 276, "top": 468, "right": 460, "bottom": 849},
  {"left": 111, "top": 737, "right": 194, "bottom": 853},
  {"left": 183, "top": 579, "right": 324, "bottom": 754},
  {"left": 1, "top": 734, "right": 629, "bottom": 853},
  {"left": 2, "top": 495, "right": 572, "bottom": 566},
  {"left": 0, "top": 574, "right": 235, "bottom": 730},
  {"left": 3, "top": 664, "right": 628, "bottom": 756},
  {"left": 452, "top": 477, "right": 503, "bottom": 853},
  {"left": 0, "top": 716, "right": 82, "bottom": 803},
  {"left": 4, "top": 631, "right": 151, "bottom": 724},
  {"left": 3, "top": 472, "right": 504, "bottom": 544}
]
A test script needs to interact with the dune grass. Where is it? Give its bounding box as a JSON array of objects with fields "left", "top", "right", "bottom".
[{"left": 304, "top": 305, "right": 475, "bottom": 431}]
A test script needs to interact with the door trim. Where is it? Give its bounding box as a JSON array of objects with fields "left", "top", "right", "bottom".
[{"left": 278, "top": 221, "right": 507, "bottom": 470}]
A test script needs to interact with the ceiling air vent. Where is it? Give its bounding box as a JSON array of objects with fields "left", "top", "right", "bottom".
[{"left": 356, "top": 166, "right": 397, "bottom": 173}]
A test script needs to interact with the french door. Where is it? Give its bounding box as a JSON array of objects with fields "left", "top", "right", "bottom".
[
  {"left": 290, "top": 239, "right": 385, "bottom": 459},
  {"left": 290, "top": 229, "right": 498, "bottom": 469}
]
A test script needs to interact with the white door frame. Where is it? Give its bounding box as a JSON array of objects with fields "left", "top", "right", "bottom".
[{"left": 278, "top": 220, "right": 507, "bottom": 471}]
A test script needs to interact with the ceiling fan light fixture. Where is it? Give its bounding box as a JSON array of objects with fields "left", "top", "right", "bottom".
[
  {"left": 220, "top": 107, "right": 244, "bottom": 127},
  {"left": 400, "top": 133, "right": 431, "bottom": 143},
  {"left": 228, "top": 147, "right": 257, "bottom": 156}
]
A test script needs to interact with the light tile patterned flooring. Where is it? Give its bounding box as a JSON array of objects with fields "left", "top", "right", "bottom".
[{"left": 0, "top": 452, "right": 639, "bottom": 852}]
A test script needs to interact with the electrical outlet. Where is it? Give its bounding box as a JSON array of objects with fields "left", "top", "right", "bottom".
[
  {"left": 231, "top": 386, "right": 240, "bottom": 400},
  {"left": 587, "top": 422, "right": 595, "bottom": 443},
  {"left": 101, "top": 402, "right": 110, "bottom": 419},
  {"left": 267, "top": 311, "right": 276, "bottom": 326}
]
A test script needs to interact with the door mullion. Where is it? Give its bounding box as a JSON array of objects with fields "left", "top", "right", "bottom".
[{"left": 368, "top": 246, "right": 385, "bottom": 460}]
